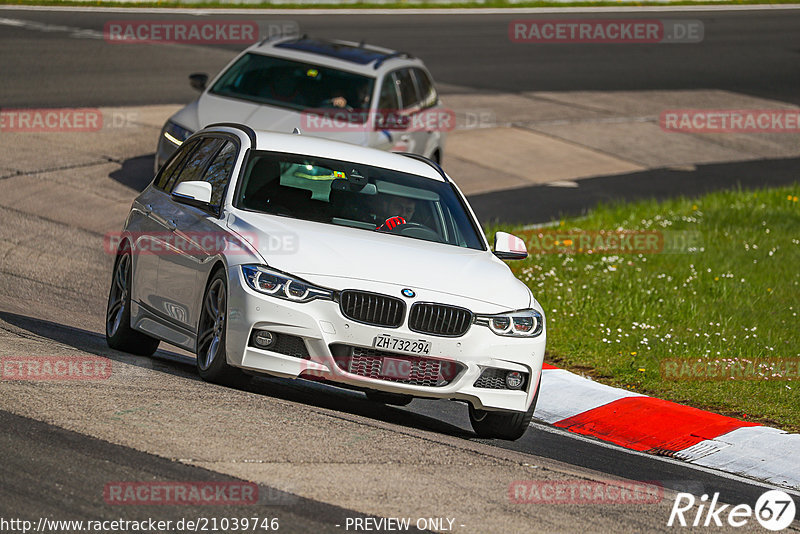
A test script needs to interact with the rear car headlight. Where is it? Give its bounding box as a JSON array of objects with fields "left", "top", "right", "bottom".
[
  {"left": 162, "top": 120, "right": 193, "bottom": 147},
  {"left": 475, "top": 309, "right": 544, "bottom": 338},
  {"left": 241, "top": 265, "right": 333, "bottom": 303}
]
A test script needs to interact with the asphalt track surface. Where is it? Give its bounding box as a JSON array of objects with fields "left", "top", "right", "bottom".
[
  {"left": 2, "top": 8, "right": 800, "bottom": 108},
  {"left": 1, "top": 7, "right": 799, "bottom": 532}
]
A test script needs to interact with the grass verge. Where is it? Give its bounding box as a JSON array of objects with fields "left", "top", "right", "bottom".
[{"left": 490, "top": 184, "right": 799, "bottom": 432}]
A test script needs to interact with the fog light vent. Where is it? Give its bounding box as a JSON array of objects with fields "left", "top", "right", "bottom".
[
  {"left": 505, "top": 371, "right": 524, "bottom": 390},
  {"left": 249, "top": 330, "right": 310, "bottom": 360},
  {"left": 253, "top": 330, "right": 275, "bottom": 349},
  {"left": 474, "top": 367, "right": 528, "bottom": 390}
]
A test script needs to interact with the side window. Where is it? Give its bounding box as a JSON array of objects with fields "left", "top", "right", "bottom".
[
  {"left": 412, "top": 68, "right": 437, "bottom": 109},
  {"left": 169, "top": 137, "right": 225, "bottom": 193},
  {"left": 378, "top": 73, "right": 400, "bottom": 111},
  {"left": 155, "top": 139, "right": 199, "bottom": 190},
  {"left": 394, "top": 69, "right": 420, "bottom": 110},
  {"left": 201, "top": 141, "right": 238, "bottom": 208}
]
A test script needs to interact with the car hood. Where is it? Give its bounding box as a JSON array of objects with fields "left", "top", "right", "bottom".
[
  {"left": 227, "top": 211, "right": 531, "bottom": 311},
  {"left": 178, "top": 93, "right": 369, "bottom": 145}
]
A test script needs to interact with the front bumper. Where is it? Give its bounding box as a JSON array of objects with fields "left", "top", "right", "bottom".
[{"left": 225, "top": 267, "right": 545, "bottom": 412}]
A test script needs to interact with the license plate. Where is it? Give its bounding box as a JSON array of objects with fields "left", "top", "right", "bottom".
[{"left": 373, "top": 334, "right": 431, "bottom": 355}]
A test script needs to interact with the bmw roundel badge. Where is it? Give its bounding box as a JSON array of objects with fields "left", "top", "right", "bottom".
[{"left": 401, "top": 288, "right": 416, "bottom": 298}]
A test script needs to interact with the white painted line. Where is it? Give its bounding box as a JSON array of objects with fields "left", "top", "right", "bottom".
[
  {"left": 0, "top": 16, "right": 103, "bottom": 38},
  {"left": 546, "top": 180, "right": 580, "bottom": 188}
]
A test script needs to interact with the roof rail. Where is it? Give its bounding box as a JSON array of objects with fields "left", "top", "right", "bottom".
[
  {"left": 258, "top": 32, "right": 305, "bottom": 47},
  {"left": 373, "top": 51, "right": 414, "bottom": 70},
  {"left": 204, "top": 123, "right": 257, "bottom": 146},
  {"left": 396, "top": 152, "right": 449, "bottom": 182}
]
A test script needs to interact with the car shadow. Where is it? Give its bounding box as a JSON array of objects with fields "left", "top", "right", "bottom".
[
  {"left": 108, "top": 154, "right": 156, "bottom": 193},
  {"left": 0, "top": 310, "right": 474, "bottom": 440}
]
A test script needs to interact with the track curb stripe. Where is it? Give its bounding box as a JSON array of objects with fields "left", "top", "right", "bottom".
[
  {"left": 535, "top": 364, "right": 800, "bottom": 490},
  {"left": 552, "top": 396, "right": 759, "bottom": 452}
]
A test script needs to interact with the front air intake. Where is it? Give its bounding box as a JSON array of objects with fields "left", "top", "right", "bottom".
[{"left": 339, "top": 290, "right": 405, "bottom": 328}]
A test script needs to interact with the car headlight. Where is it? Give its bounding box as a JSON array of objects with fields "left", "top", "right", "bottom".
[
  {"left": 241, "top": 265, "right": 333, "bottom": 303},
  {"left": 475, "top": 309, "right": 544, "bottom": 337},
  {"left": 162, "top": 121, "right": 193, "bottom": 147}
]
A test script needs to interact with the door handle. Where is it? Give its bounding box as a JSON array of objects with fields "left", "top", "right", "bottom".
[
  {"left": 400, "top": 134, "right": 411, "bottom": 143},
  {"left": 144, "top": 204, "right": 153, "bottom": 215}
]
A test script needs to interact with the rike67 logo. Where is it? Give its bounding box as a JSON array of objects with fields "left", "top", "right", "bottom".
[{"left": 668, "top": 490, "right": 796, "bottom": 531}]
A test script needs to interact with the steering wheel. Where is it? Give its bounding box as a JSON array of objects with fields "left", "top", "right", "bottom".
[{"left": 389, "top": 221, "right": 442, "bottom": 242}]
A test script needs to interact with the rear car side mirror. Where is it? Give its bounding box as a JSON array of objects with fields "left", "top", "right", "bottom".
[
  {"left": 189, "top": 73, "right": 209, "bottom": 92},
  {"left": 172, "top": 181, "right": 212, "bottom": 206},
  {"left": 494, "top": 231, "right": 528, "bottom": 260}
]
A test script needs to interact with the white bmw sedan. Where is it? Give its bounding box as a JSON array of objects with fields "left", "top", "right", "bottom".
[{"left": 106, "top": 124, "right": 545, "bottom": 440}]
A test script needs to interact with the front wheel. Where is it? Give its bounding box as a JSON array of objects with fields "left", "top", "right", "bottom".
[
  {"left": 469, "top": 374, "right": 541, "bottom": 441},
  {"left": 106, "top": 248, "right": 160, "bottom": 356},
  {"left": 196, "top": 269, "right": 249, "bottom": 386}
]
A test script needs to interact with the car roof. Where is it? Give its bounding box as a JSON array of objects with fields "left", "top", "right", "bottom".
[
  {"left": 246, "top": 36, "right": 426, "bottom": 77},
  {"left": 203, "top": 124, "right": 446, "bottom": 182}
]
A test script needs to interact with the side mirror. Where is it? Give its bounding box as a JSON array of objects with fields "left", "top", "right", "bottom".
[
  {"left": 494, "top": 231, "right": 528, "bottom": 260},
  {"left": 172, "top": 181, "right": 212, "bottom": 207},
  {"left": 189, "top": 73, "right": 209, "bottom": 92}
]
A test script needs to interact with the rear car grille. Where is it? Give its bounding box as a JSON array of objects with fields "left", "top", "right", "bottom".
[
  {"left": 408, "top": 303, "right": 473, "bottom": 337},
  {"left": 339, "top": 290, "right": 405, "bottom": 328},
  {"left": 330, "top": 344, "right": 462, "bottom": 387},
  {"left": 474, "top": 367, "right": 529, "bottom": 390}
]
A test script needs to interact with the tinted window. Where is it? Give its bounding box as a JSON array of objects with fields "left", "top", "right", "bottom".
[
  {"left": 201, "top": 141, "right": 238, "bottom": 208},
  {"left": 210, "top": 53, "right": 375, "bottom": 112},
  {"left": 155, "top": 139, "right": 199, "bottom": 190},
  {"left": 378, "top": 73, "right": 400, "bottom": 111},
  {"left": 394, "top": 69, "right": 420, "bottom": 110},
  {"left": 169, "top": 138, "right": 225, "bottom": 192},
  {"left": 236, "top": 151, "right": 485, "bottom": 251},
  {"left": 412, "top": 68, "right": 437, "bottom": 109}
]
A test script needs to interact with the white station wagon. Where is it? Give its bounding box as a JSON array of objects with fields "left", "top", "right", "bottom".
[
  {"left": 156, "top": 36, "right": 447, "bottom": 172},
  {"left": 109, "top": 124, "right": 545, "bottom": 440}
]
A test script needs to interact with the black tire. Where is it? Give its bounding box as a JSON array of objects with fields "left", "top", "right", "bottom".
[
  {"left": 365, "top": 390, "right": 414, "bottom": 406},
  {"left": 196, "top": 269, "right": 249, "bottom": 386},
  {"left": 105, "top": 248, "right": 160, "bottom": 356},
  {"left": 469, "top": 374, "right": 542, "bottom": 441}
]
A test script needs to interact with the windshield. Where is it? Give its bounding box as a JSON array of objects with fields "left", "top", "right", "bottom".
[
  {"left": 210, "top": 53, "right": 375, "bottom": 116},
  {"left": 235, "top": 151, "right": 485, "bottom": 251}
]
